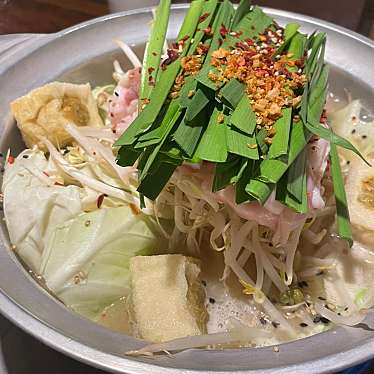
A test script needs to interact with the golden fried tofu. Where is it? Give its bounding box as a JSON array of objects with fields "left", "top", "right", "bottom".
[
  {"left": 129, "top": 254, "right": 208, "bottom": 343},
  {"left": 11, "top": 82, "right": 103, "bottom": 151}
]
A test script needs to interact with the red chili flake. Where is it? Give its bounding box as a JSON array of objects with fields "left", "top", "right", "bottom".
[
  {"left": 257, "top": 69, "right": 268, "bottom": 76},
  {"left": 237, "top": 56, "right": 246, "bottom": 66},
  {"left": 179, "top": 34, "right": 190, "bottom": 44},
  {"left": 220, "top": 24, "right": 229, "bottom": 37},
  {"left": 97, "top": 193, "right": 108, "bottom": 209},
  {"left": 161, "top": 47, "right": 180, "bottom": 70},
  {"left": 282, "top": 69, "right": 292, "bottom": 79},
  {"left": 7, "top": 155, "right": 14, "bottom": 164},
  {"left": 320, "top": 109, "right": 328, "bottom": 124},
  {"left": 294, "top": 58, "right": 305, "bottom": 67},
  {"left": 130, "top": 204, "right": 141, "bottom": 215},
  {"left": 235, "top": 41, "right": 250, "bottom": 50},
  {"left": 245, "top": 38, "right": 254, "bottom": 46},
  {"left": 202, "top": 26, "right": 212, "bottom": 34},
  {"left": 147, "top": 67, "right": 155, "bottom": 74},
  {"left": 199, "top": 12, "right": 210, "bottom": 23}
]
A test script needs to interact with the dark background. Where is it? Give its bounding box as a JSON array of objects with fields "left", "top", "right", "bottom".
[{"left": 0, "top": 0, "right": 374, "bottom": 38}]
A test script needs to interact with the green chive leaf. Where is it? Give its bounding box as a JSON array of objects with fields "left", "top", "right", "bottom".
[
  {"left": 330, "top": 142, "right": 353, "bottom": 246},
  {"left": 268, "top": 107, "right": 292, "bottom": 159}
]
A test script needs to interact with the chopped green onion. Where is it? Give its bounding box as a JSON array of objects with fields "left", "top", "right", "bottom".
[
  {"left": 273, "top": 22, "right": 300, "bottom": 57},
  {"left": 245, "top": 179, "right": 274, "bottom": 204},
  {"left": 226, "top": 125, "right": 259, "bottom": 159},
  {"left": 231, "top": 0, "right": 252, "bottom": 28},
  {"left": 115, "top": 0, "right": 205, "bottom": 146},
  {"left": 258, "top": 159, "right": 288, "bottom": 184},
  {"left": 268, "top": 107, "right": 292, "bottom": 159},
  {"left": 140, "top": 0, "right": 171, "bottom": 101},
  {"left": 230, "top": 95, "right": 256, "bottom": 135},
  {"left": 286, "top": 148, "right": 306, "bottom": 203},
  {"left": 219, "top": 79, "right": 245, "bottom": 108},
  {"left": 196, "top": 107, "right": 228, "bottom": 162},
  {"left": 213, "top": 154, "right": 243, "bottom": 192},
  {"left": 329, "top": 142, "right": 353, "bottom": 246}
]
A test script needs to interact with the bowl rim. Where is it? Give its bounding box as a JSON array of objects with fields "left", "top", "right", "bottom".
[{"left": 0, "top": 4, "right": 373, "bottom": 374}]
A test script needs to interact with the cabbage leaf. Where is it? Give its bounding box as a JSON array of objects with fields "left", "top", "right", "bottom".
[
  {"left": 40, "top": 205, "right": 165, "bottom": 320},
  {"left": 2, "top": 150, "right": 83, "bottom": 271}
]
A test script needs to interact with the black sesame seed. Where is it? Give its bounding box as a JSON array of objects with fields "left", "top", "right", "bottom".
[
  {"left": 351, "top": 129, "right": 356, "bottom": 134},
  {"left": 346, "top": 160, "right": 350, "bottom": 165},
  {"left": 0, "top": 153, "right": 3, "bottom": 158},
  {"left": 298, "top": 281, "right": 309, "bottom": 288},
  {"left": 344, "top": 307, "right": 349, "bottom": 311},
  {"left": 209, "top": 297, "right": 216, "bottom": 304},
  {"left": 114, "top": 91, "right": 119, "bottom": 97},
  {"left": 320, "top": 317, "right": 330, "bottom": 324},
  {"left": 299, "top": 323, "right": 308, "bottom": 327},
  {"left": 362, "top": 135, "right": 367, "bottom": 139},
  {"left": 337, "top": 312, "right": 341, "bottom": 316},
  {"left": 316, "top": 270, "right": 324, "bottom": 276},
  {"left": 325, "top": 304, "right": 331, "bottom": 310},
  {"left": 22, "top": 155, "right": 29, "bottom": 159},
  {"left": 306, "top": 302, "right": 311, "bottom": 307},
  {"left": 313, "top": 315, "right": 321, "bottom": 323},
  {"left": 272, "top": 321, "right": 280, "bottom": 328},
  {"left": 318, "top": 296, "right": 326, "bottom": 301},
  {"left": 201, "top": 280, "right": 207, "bottom": 287},
  {"left": 259, "top": 317, "right": 267, "bottom": 325}
]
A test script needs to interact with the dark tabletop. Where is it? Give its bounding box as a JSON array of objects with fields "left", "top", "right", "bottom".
[{"left": 0, "top": 0, "right": 374, "bottom": 38}]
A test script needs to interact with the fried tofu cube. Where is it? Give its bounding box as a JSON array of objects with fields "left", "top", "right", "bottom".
[
  {"left": 129, "top": 254, "right": 207, "bottom": 343},
  {"left": 11, "top": 82, "right": 103, "bottom": 151}
]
